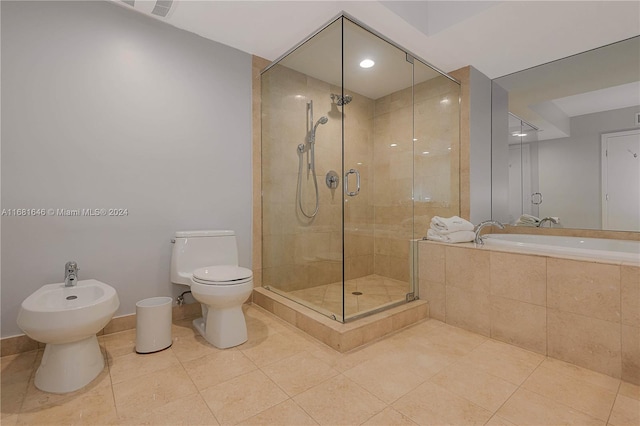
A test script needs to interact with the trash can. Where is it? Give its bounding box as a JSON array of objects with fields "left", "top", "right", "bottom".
[{"left": 135, "top": 297, "right": 172, "bottom": 354}]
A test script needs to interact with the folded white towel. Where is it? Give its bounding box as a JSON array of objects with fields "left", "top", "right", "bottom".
[
  {"left": 430, "top": 216, "right": 474, "bottom": 234},
  {"left": 517, "top": 214, "right": 540, "bottom": 224},
  {"left": 426, "top": 229, "right": 476, "bottom": 243}
]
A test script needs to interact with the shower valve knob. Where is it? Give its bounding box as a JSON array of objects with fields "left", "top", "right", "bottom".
[{"left": 326, "top": 170, "right": 339, "bottom": 189}]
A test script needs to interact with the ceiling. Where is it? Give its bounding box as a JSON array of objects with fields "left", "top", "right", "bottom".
[
  {"left": 277, "top": 16, "right": 444, "bottom": 100},
  {"left": 113, "top": 1, "right": 640, "bottom": 79}
]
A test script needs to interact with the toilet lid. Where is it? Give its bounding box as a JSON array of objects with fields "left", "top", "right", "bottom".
[{"left": 193, "top": 265, "right": 252, "bottom": 284}]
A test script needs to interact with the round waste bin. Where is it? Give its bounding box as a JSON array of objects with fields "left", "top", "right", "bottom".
[{"left": 136, "top": 297, "right": 172, "bottom": 354}]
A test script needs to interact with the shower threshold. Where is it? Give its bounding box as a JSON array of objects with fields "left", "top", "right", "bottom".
[{"left": 252, "top": 287, "right": 428, "bottom": 352}]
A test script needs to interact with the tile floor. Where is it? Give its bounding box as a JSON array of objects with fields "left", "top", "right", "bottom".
[
  {"left": 1, "top": 304, "right": 639, "bottom": 426},
  {"left": 287, "top": 275, "right": 409, "bottom": 319}
]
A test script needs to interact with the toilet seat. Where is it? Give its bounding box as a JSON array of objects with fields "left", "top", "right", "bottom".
[{"left": 192, "top": 265, "right": 252, "bottom": 285}]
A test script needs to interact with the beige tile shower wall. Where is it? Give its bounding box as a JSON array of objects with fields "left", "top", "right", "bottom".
[
  {"left": 260, "top": 63, "right": 375, "bottom": 292},
  {"left": 418, "top": 240, "right": 640, "bottom": 385},
  {"left": 372, "top": 76, "right": 461, "bottom": 282}
]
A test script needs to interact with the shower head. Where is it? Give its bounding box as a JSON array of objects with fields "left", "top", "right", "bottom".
[
  {"left": 313, "top": 116, "right": 328, "bottom": 132},
  {"left": 331, "top": 93, "right": 353, "bottom": 106}
]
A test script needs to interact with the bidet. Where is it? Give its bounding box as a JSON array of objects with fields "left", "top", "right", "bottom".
[{"left": 17, "top": 279, "right": 119, "bottom": 393}]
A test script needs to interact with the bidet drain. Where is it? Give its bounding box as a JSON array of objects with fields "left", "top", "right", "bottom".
[
  {"left": 66, "top": 295, "right": 77, "bottom": 300},
  {"left": 352, "top": 291, "right": 363, "bottom": 296}
]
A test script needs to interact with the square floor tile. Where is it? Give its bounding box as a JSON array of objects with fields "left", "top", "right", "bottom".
[
  {"left": 17, "top": 385, "right": 118, "bottom": 425},
  {"left": 112, "top": 365, "right": 197, "bottom": 419},
  {"left": 200, "top": 370, "right": 288, "bottom": 425},
  {"left": 609, "top": 393, "right": 640, "bottom": 426},
  {"left": 294, "top": 375, "right": 386, "bottom": 425},
  {"left": 261, "top": 351, "right": 339, "bottom": 397},
  {"left": 522, "top": 365, "right": 616, "bottom": 421},
  {"left": 496, "top": 388, "right": 604, "bottom": 426},
  {"left": 393, "top": 381, "right": 493, "bottom": 426},
  {"left": 430, "top": 361, "right": 518, "bottom": 412},
  {"left": 183, "top": 349, "right": 256, "bottom": 391},
  {"left": 237, "top": 400, "right": 318, "bottom": 425}
]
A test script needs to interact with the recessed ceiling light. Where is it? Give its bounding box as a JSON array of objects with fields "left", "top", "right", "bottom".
[
  {"left": 360, "top": 59, "right": 375, "bottom": 68},
  {"left": 440, "top": 98, "right": 450, "bottom": 104},
  {"left": 357, "top": 162, "right": 363, "bottom": 165},
  {"left": 390, "top": 143, "right": 398, "bottom": 147},
  {"left": 512, "top": 133, "right": 527, "bottom": 137},
  {"left": 448, "top": 147, "right": 451, "bottom": 150},
  {"left": 422, "top": 151, "right": 430, "bottom": 155},
  {"left": 413, "top": 138, "right": 418, "bottom": 142}
]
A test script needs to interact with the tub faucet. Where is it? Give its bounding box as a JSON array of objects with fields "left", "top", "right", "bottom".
[
  {"left": 474, "top": 220, "right": 505, "bottom": 245},
  {"left": 538, "top": 217, "right": 559, "bottom": 227},
  {"left": 64, "top": 261, "right": 79, "bottom": 287}
]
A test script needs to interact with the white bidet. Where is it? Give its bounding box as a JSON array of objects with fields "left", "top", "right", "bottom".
[{"left": 17, "top": 279, "right": 119, "bottom": 393}]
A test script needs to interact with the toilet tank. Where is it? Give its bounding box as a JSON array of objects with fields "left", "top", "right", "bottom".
[{"left": 170, "top": 230, "right": 239, "bottom": 285}]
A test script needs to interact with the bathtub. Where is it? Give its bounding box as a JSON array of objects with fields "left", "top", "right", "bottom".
[{"left": 483, "top": 233, "right": 640, "bottom": 264}]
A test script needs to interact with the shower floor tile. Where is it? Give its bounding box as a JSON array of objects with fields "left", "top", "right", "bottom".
[
  {"left": 2, "top": 304, "right": 637, "bottom": 426},
  {"left": 287, "top": 274, "right": 409, "bottom": 318}
]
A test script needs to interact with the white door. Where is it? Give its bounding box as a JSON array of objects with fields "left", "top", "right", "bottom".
[
  {"left": 508, "top": 144, "right": 533, "bottom": 222},
  {"left": 602, "top": 129, "right": 640, "bottom": 231}
]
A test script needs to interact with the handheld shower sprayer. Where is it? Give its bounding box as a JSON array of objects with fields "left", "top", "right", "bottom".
[
  {"left": 311, "top": 116, "right": 328, "bottom": 142},
  {"left": 297, "top": 100, "right": 328, "bottom": 218}
]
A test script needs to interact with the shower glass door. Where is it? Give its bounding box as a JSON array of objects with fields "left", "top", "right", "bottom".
[
  {"left": 342, "top": 18, "right": 414, "bottom": 320},
  {"left": 260, "top": 19, "right": 345, "bottom": 319}
]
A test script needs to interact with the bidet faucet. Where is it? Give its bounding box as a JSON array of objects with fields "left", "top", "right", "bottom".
[
  {"left": 538, "top": 217, "right": 559, "bottom": 227},
  {"left": 474, "top": 220, "right": 505, "bottom": 245},
  {"left": 64, "top": 261, "right": 79, "bottom": 287}
]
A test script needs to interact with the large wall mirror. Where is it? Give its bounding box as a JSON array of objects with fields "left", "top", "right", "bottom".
[{"left": 491, "top": 36, "right": 640, "bottom": 232}]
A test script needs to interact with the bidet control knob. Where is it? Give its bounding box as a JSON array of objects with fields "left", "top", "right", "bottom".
[{"left": 65, "top": 261, "right": 78, "bottom": 274}]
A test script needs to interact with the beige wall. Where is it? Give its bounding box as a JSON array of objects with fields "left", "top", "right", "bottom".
[
  {"left": 252, "top": 56, "right": 270, "bottom": 288},
  {"left": 418, "top": 240, "right": 640, "bottom": 385}
]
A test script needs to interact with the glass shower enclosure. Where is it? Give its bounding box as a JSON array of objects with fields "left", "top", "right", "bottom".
[{"left": 261, "top": 14, "right": 460, "bottom": 322}]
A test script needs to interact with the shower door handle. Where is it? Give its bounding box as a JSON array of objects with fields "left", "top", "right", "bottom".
[{"left": 345, "top": 169, "right": 360, "bottom": 196}]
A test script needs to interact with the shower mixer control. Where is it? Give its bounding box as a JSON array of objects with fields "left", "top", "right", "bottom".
[{"left": 326, "top": 170, "right": 339, "bottom": 189}]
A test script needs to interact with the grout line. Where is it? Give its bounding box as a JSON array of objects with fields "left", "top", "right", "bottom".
[
  {"left": 13, "top": 350, "right": 40, "bottom": 418},
  {"left": 605, "top": 380, "right": 623, "bottom": 426},
  {"left": 171, "top": 339, "right": 227, "bottom": 425},
  {"left": 103, "top": 343, "right": 121, "bottom": 422}
]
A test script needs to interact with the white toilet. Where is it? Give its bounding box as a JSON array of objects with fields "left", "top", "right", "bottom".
[{"left": 170, "top": 230, "right": 253, "bottom": 349}]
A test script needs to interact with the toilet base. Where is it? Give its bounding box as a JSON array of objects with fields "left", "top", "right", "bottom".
[
  {"left": 193, "top": 305, "right": 248, "bottom": 349},
  {"left": 35, "top": 335, "right": 105, "bottom": 393}
]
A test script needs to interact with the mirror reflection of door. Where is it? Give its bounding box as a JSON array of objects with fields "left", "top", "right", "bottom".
[
  {"left": 507, "top": 115, "right": 539, "bottom": 223},
  {"left": 602, "top": 129, "right": 640, "bottom": 231},
  {"left": 509, "top": 144, "right": 533, "bottom": 218}
]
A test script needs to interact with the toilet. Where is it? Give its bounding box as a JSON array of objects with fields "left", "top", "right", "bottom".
[{"left": 170, "top": 230, "right": 253, "bottom": 349}]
